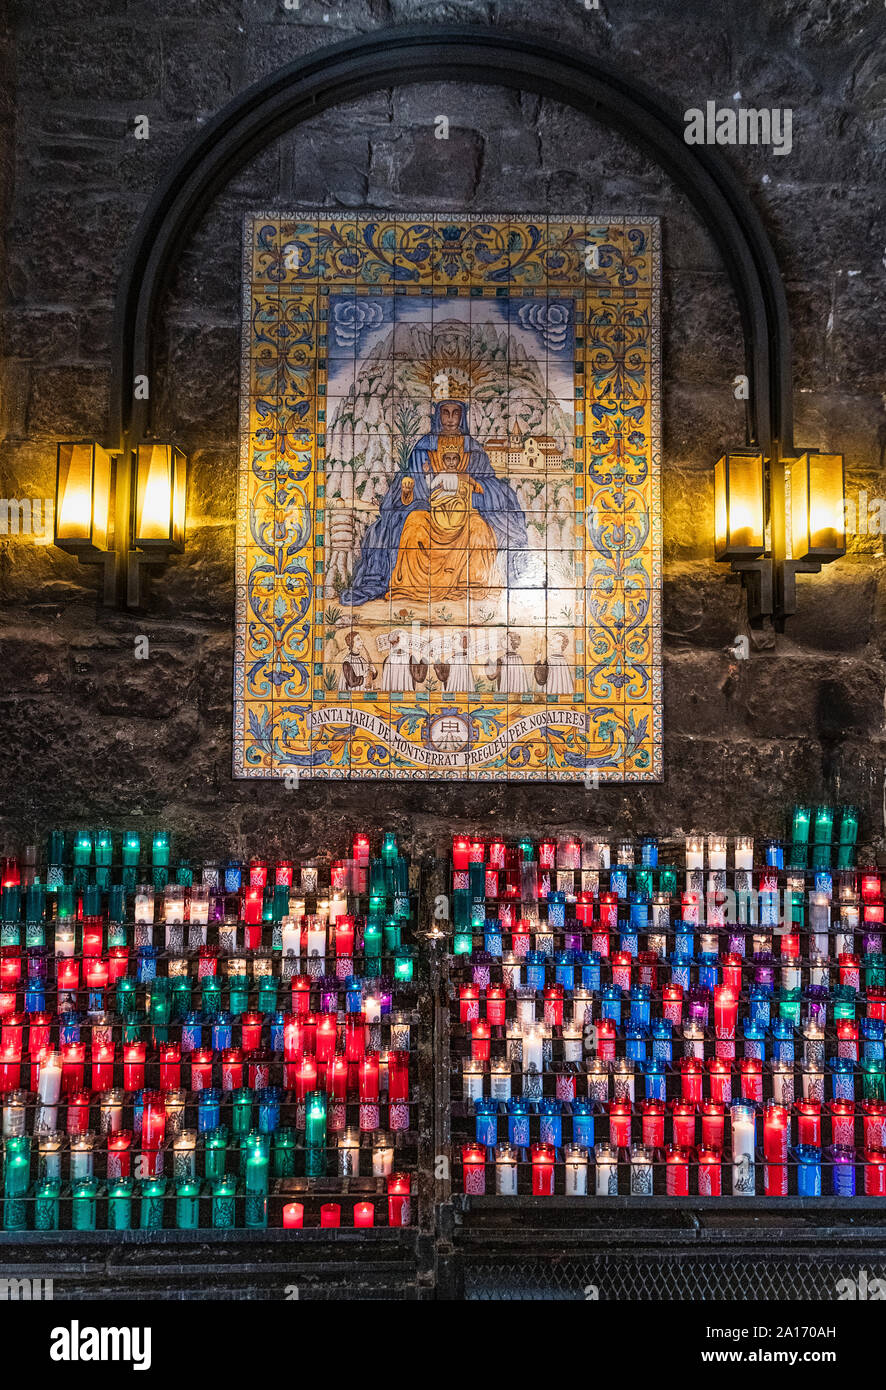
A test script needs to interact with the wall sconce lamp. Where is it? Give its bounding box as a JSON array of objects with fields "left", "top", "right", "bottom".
[
  {"left": 714, "top": 447, "right": 844, "bottom": 624},
  {"left": 54, "top": 439, "right": 187, "bottom": 608},
  {"left": 54, "top": 442, "right": 113, "bottom": 556},
  {"left": 713, "top": 450, "right": 771, "bottom": 616}
]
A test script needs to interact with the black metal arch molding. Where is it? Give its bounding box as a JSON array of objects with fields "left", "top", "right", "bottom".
[{"left": 109, "top": 23, "right": 794, "bottom": 457}]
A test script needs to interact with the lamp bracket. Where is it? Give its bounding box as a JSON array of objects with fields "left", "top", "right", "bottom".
[{"left": 729, "top": 556, "right": 774, "bottom": 622}]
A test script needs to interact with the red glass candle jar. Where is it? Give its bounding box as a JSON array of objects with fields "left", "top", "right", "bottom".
[
  {"left": 471, "top": 1020, "right": 491, "bottom": 1062},
  {"left": 701, "top": 1102, "right": 725, "bottom": 1150},
  {"left": 666, "top": 1145, "right": 690, "bottom": 1195},
  {"left": 707, "top": 1058, "right": 732, "bottom": 1105},
  {"left": 671, "top": 1101, "right": 696, "bottom": 1148},
  {"left": 462, "top": 1142, "right": 487, "bottom": 1196},
  {"left": 486, "top": 986, "right": 506, "bottom": 1026},
  {"left": 679, "top": 1058, "right": 704, "bottom": 1104},
  {"left": 158, "top": 1043, "right": 181, "bottom": 1092},
  {"left": 608, "top": 1100, "right": 632, "bottom": 1148},
  {"left": 641, "top": 1099, "right": 666, "bottom": 1148},
  {"left": 796, "top": 1100, "right": 822, "bottom": 1147},
  {"left": 459, "top": 986, "right": 480, "bottom": 1023},
  {"left": 864, "top": 1149, "right": 886, "bottom": 1196},
  {"left": 531, "top": 1143, "right": 556, "bottom": 1195},
  {"left": 863, "top": 1101, "right": 886, "bottom": 1150},
  {"left": 221, "top": 1047, "right": 243, "bottom": 1091},
  {"left": 190, "top": 1049, "right": 213, "bottom": 1091},
  {"left": 740, "top": 1057, "right": 763, "bottom": 1102},
  {"left": 387, "top": 1173, "right": 411, "bottom": 1226},
  {"left": 829, "top": 1099, "right": 855, "bottom": 1147},
  {"left": 697, "top": 1146, "right": 722, "bottom": 1195},
  {"left": 662, "top": 984, "right": 683, "bottom": 1026}
]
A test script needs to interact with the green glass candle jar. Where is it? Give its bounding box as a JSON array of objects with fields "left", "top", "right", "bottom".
[
  {"left": 779, "top": 989, "right": 802, "bottom": 1026},
  {"left": 211, "top": 1174, "right": 237, "bottom": 1229},
  {"left": 71, "top": 1177, "right": 98, "bottom": 1231},
  {"left": 204, "top": 1128, "right": 228, "bottom": 1182},
  {"left": 839, "top": 806, "right": 859, "bottom": 846},
  {"left": 108, "top": 1178, "right": 134, "bottom": 1231},
  {"left": 305, "top": 1091, "right": 327, "bottom": 1178},
  {"left": 175, "top": 1179, "right": 201, "bottom": 1231},
  {"left": 244, "top": 1141, "right": 269, "bottom": 1230},
  {"left": 791, "top": 805, "right": 811, "bottom": 844},
  {"left": 231, "top": 1089, "right": 253, "bottom": 1138},
  {"left": 863, "top": 1060, "right": 886, "bottom": 1103},
  {"left": 257, "top": 976, "right": 278, "bottom": 1015},
  {"left": 865, "top": 954, "right": 886, "bottom": 990},
  {"left": 34, "top": 1179, "right": 61, "bottom": 1231},
  {"left": 139, "top": 1177, "right": 166, "bottom": 1230},
  {"left": 201, "top": 977, "right": 222, "bottom": 1014},
  {"left": 3, "top": 1135, "right": 30, "bottom": 1232},
  {"left": 393, "top": 946, "right": 415, "bottom": 982},
  {"left": 272, "top": 1127, "right": 296, "bottom": 1178},
  {"left": 363, "top": 921, "right": 383, "bottom": 965},
  {"left": 229, "top": 975, "right": 250, "bottom": 1016},
  {"left": 658, "top": 866, "right": 678, "bottom": 895},
  {"left": 833, "top": 986, "right": 857, "bottom": 1021},
  {"left": 813, "top": 806, "right": 833, "bottom": 845}
]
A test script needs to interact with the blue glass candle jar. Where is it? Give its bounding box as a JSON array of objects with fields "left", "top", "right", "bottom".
[
  {"left": 59, "top": 1013, "right": 81, "bottom": 1045},
  {"left": 771, "top": 1018, "right": 795, "bottom": 1063},
  {"left": 640, "top": 836, "right": 659, "bottom": 868},
  {"left": 181, "top": 1012, "right": 203, "bottom": 1053},
  {"left": 625, "top": 1024, "right": 647, "bottom": 1062},
  {"left": 475, "top": 1098, "right": 499, "bottom": 1149},
  {"left": 270, "top": 1010, "right": 287, "bottom": 1052},
  {"left": 830, "top": 1058, "right": 855, "bottom": 1100},
  {"left": 484, "top": 921, "right": 503, "bottom": 957},
  {"left": 525, "top": 952, "right": 546, "bottom": 991},
  {"left": 795, "top": 1145, "right": 822, "bottom": 1196},
  {"left": 742, "top": 1019, "right": 766, "bottom": 1061},
  {"left": 224, "top": 860, "right": 242, "bottom": 893},
  {"left": 602, "top": 985, "right": 622, "bottom": 1024},
  {"left": 572, "top": 1099, "right": 594, "bottom": 1150},
  {"left": 197, "top": 1088, "right": 222, "bottom": 1133},
  {"left": 862, "top": 1018, "right": 885, "bottom": 1062},
  {"left": 643, "top": 1059, "right": 667, "bottom": 1101},
  {"left": 651, "top": 1020, "right": 673, "bottom": 1063},
  {"left": 507, "top": 1098, "right": 530, "bottom": 1148},
  {"left": 136, "top": 947, "right": 158, "bottom": 983},
  {"left": 611, "top": 865, "right": 629, "bottom": 900},
  {"left": 749, "top": 986, "right": 772, "bottom": 1029},
  {"left": 257, "top": 1087, "right": 281, "bottom": 1133},
  {"left": 830, "top": 1145, "right": 856, "bottom": 1196},
  {"left": 345, "top": 978, "right": 363, "bottom": 1013},
  {"left": 698, "top": 953, "right": 718, "bottom": 992},
  {"left": 619, "top": 928, "right": 639, "bottom": 958},
  {"left": 630, "top": 893, "right": 649, "bottom": 931},
  {"left": 670, "top": 955, "right": 693, "bottom": 991},
  {"left": 539, "top": 1098, "right": 563, "bottom": 1147},
  {"left": 674, "top": 922, "right": 694, "bottom": 956},
  {"left": 211, "top": 1012, "right": 233, "bottom": 1051},
  {"left": 764, "top": 839, "right": 784, "bottom": 869},
  {"left": 547, "top": 892, "right": 566, "bottom": 929},
  {"left": 579, "top": 952, "right": 601, "bottom": 991},
  {"left": 555, "top": 951, "right": 576, "bottom": 990},
  {"left": 629, "top": 985, "right": 651, "bottom": 1028},
  {"left": 24, "top": 978, "right": 45, "bottom": 1012}
]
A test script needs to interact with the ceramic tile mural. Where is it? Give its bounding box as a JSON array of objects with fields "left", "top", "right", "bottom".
[{"left": 234, "top": 213, "right": 662, "bottom": 781}]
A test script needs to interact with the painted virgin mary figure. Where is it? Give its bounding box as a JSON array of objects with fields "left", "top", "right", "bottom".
[{"left": 341, "top": 395, "right": 528, "bottom": 606}]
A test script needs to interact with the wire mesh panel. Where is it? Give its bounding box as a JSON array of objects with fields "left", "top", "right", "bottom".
[{"left": 463, "top": 1253, "right": 886, "bottom": 1301}]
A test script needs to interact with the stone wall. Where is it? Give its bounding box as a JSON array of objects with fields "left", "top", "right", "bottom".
[{"left": 1, "top": 0, "right": 884, "bottom": 862}]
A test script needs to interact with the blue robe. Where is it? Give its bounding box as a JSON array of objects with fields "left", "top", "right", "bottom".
[{"left": 341, "top": 400, "right": 528, "bottom": 606}]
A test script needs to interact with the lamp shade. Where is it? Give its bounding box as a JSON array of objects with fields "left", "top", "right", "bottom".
[
  {"left": 134, "top": 444, "right": 187, "bottom": 550},
  {"left": 713, "top": 452, "right": 765, "bottom": 560},
  {"left": 54, "top": 442, "right": 112, "bottom": 552},
  {"left": 789, "top": 452, "right": 845, "bottom": 562}
]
